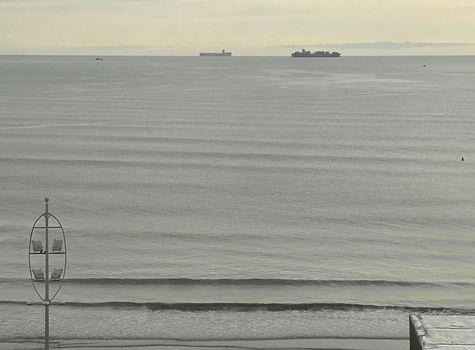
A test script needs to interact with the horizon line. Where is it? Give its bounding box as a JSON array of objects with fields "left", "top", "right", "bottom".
[{"left": 1, "top": 53, "right": 475, "bottom": 57}]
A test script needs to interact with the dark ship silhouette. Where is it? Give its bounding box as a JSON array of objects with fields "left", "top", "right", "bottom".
[
  {"left": 199, "top": 49, "right": 232, "bottom": 57},
  {"left": 292, "top": 49, "right": 341, "bottom": 58}
]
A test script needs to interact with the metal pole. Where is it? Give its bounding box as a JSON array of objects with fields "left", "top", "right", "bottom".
[{"left": 44, "top": 198, "right": 49, "bottom": 350}]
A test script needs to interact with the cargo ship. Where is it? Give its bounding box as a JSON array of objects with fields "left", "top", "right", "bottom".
[
  {"left": 291, "top": 49, "right": 341, "bottom": 58},
  {"left": 199, "top": 49, "right": 232, "bottom": 57}
]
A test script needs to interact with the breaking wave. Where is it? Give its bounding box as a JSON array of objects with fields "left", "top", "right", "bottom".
[
  {"left": 59, "top": 278, "right": 473, "bottom": 288},
  {"left": 2, "top": 300, "right": 473, "bottom": 314}
]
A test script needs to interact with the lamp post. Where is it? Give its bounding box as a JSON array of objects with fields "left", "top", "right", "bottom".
[{"left": 29, "top": 198, "right": 67, "bottom": 350}]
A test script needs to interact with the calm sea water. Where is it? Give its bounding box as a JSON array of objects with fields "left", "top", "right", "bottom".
[{"left": 0, "top": 55, "right": 474, "bottom": 348}]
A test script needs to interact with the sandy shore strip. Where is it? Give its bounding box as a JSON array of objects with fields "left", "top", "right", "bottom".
[{"left": 1, "top": 338, "right": 406, "bottom": 350}]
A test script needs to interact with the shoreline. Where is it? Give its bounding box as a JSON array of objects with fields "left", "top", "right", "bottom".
[{"left": 1, "top": 338, "right": 407, "bottom": 350}]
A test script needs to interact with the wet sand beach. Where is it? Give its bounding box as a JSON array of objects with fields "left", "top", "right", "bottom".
[{"left": 1, "top": 338, "right": 407, "bottom": 350}]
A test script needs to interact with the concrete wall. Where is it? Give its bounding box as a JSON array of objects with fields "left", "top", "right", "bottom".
[{"left": 409, "top": 314, "right": 425, "bottom": 350}]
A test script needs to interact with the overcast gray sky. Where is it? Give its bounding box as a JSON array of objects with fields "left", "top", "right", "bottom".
[{"left": 1, "top": 0, "right": 475, "bottom": 55}]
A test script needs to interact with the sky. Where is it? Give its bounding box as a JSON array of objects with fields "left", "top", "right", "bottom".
[{"left": 1, "top": 0, "right": 475, "bottom": 55}]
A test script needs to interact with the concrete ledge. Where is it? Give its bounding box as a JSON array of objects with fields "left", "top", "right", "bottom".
[
  {"left": 410, "top": 314, "right": 426, "bottom": 350},
  {"left": 410, "top": 314, "right": 475, "bottom": 349}
]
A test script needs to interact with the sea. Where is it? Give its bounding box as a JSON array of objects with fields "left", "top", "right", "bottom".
[{"left": 0, "top": 55, "right": 474, "bottom": 349}]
